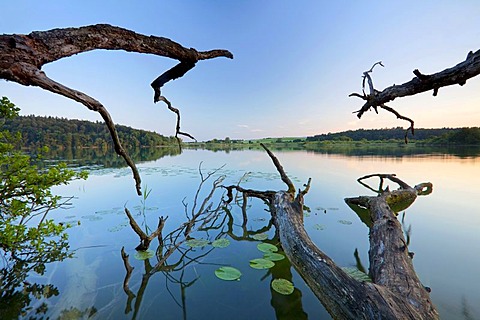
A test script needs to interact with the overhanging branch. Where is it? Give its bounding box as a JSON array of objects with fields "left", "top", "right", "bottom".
[
  {"left": 0, "top": 24, "right": 233, "bottom": 195},
  {"left": 350, "top": 49, "right": 480, "bottom": 138}
]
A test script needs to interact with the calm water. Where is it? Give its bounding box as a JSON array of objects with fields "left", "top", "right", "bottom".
[{"left": 6, "top": 147, "right": 480, "bottom": 319}]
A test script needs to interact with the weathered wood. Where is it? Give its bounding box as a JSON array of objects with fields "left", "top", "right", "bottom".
[
  {"left": 274, "top": 188, "right": 438, "bottom": 319},
  {"left": 124, "top": 208, "right": 166, "bottom": 251},
  {"left": 229, "top": 148, "right": 439, "bottom": 319},
  {"left": 351, "top": 49, "right": 480, "bottom": 119},
  {"left": 0, "top": 24, "right": 233, "bottom": 195},
  {"left": 350, "top": 49, "right": 480, "bottom": 140}
]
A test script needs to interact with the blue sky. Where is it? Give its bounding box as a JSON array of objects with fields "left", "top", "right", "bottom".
[{"left": 1, "top": 1, "right": 479, "bottom": 141}]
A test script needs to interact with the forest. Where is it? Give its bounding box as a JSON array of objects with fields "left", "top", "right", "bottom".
[
  {"left": 306, "top": 127, "right": 480, "bottom": 144},
  {"left": 3, "top": 115, "right": 178, "bottom": 150}
]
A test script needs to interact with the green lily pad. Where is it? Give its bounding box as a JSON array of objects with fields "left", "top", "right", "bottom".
[
  {"left": 338, "top": 219, "right": 353, "bottom": 225},
  {"left": 263, "top": 252, "right": 285, "bottom": 261},
  {"left": 250, "top": 258, "right": 275, "bottom": 269},
  {"left": 271, "top": 278, "right": 294, "bottom": 295},
  {"left": 212, "top": 238, "right": 230, "bottom": 248},
  {"left": 186, "top": 238, "right": 209, "bottom": 248},
  {"left": 257, "top": 243, "right": 278, "bottom": 253},
  {"left": 342, "top": 267, "right": 372, "bottom": 282},
  {"left": 313, "top": 223, "right": 326, "bottom": 231},
  {"left": 215, "top": 266, "right": 242, "bottom": 281},
  {"left": 252, "top": 233, "right": 268, "bottom": 241},
  {"left": 134, "top": 249, "right": 155, "bottom": 260}
]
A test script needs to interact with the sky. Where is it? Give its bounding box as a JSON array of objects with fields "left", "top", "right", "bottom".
[{"left": 1, "top": 1, "right": 479, "bottom": 141}]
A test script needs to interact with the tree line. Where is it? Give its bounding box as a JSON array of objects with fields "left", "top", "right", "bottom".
[
  {"left": 306, "top": 126, "right": 480, "bottom": 144},
  {"left": 3, "top": 115, "right": 178, "bottom": 150}
]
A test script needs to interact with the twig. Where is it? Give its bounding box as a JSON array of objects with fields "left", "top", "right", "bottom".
[{"left": 260, "top": 143, "right": 296, "bottom": 196}]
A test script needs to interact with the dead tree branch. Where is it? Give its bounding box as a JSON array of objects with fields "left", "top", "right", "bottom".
[
  {"left": 228, "top": 148, "right": 438, "bottom": 319},
  {"left": 124, "top": 208, "right": 167, "bottom": 251},
  {"left": 0, "top": 24, "right": 233, "bottom": 194},
  {"left": 350, "top": 49, "right": 480, "bottom": 141}
]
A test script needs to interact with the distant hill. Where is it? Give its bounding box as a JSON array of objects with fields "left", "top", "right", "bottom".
[
  {"left": 306, "top": 127, "right": 480, "bottom": 144},
  {"left": 3, "top": 115, "right": 177, "bottom": 149}
]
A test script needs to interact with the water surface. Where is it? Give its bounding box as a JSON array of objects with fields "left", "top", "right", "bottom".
[{"left": 7, "top": 147, "right": 480, "bottom": 319}]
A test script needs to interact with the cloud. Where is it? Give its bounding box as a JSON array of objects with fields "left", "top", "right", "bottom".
[{"left": 237, "top": 124, "right": 264, "bottom": 133}]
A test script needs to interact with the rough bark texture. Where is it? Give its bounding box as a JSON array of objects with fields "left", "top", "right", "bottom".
[
  {"left": 275, "top": 189, "right": 437, "bottom": 319},
  {"left": 0, "top": 24, "right": 233, "bottom": 195}
]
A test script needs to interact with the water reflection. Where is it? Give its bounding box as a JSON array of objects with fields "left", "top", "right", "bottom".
[
  {"left": 187, "top": 143, "right": 480, "bottom": 158},
  {"left": 119, "top": 186, "right": 312, "bottom": 319},
  {"left": 40, "top": 146, "right": 181, "bottom": 171},
  {"left": 6, "top": 146, "right": 479, "bottom": 319},
  {"left": 0, "top": 240, "right": 69, "bottom": 318}
]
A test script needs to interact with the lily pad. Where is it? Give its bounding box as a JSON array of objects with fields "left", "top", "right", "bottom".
[
  {"left": 263, "top": 252, "right": 285, "bottom": 261},
  {"left": 134, "top": 249, "right": 155, "bottom": 260},
  {"left": 313, "top": 223, "right": 326, "bottom": 231},
  {"left": 81, "top": 215, "right": 102, "bottom": 221},
  {"left": 257, "top": 243, "right": 278, "bottom": 253},
  {"left": 212, "top": 238, "right": 230, "bottom": 248},
  {"left": 271, "top": 278, "right": 294, "bottom": 295},
  {"left": 252, "top": 233, "right": 268, "bottom": 241},
  {"left": 250, "top": 258, "right": 275, "bottom": 269},
  {"left": 342, "top": 267, "right": 372, "bottom": 282},
  {"left": 215, "top": 266, "right": 242, "bottom": 281},
  {"left": 338, "top": 219, "right": 353, "bottom": 225},
  {"left": 185, "top": 238, "right": 209, "bottom": 248}
]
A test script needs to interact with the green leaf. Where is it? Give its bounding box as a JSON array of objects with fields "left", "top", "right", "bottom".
[
  {"left": 212, "top": 238, "right": 230, "bottom": 248},
  {"left": 249, "top": 258, "right": 275, "bottom": 269},
  {"left": 263, "top": 252, "right": 285, "bottom": 261},
  {"left": 215, "top": 266, "right": 242, "bottom": 281},
  {"left": 252, "top": 233, "right": 268, "bottom": 241},
  {"left": 134, "top": 249, "right": 155, "bottom": 260},
  {"left": 342, "top": 267, "right": 372, "bottom": 282},
  {"left": 271, "top": 279, "right": 294, "bottom": 295},
  {"left": 185, "top": 238, "right": 209, "bottom": 248},
  {"left": 257, "top": 243, "right": 278, "bottom": 253}
]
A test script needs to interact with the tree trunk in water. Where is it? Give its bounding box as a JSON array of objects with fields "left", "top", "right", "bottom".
[{"left": 274, "top": 187, "right": 438, "bottom": 319}]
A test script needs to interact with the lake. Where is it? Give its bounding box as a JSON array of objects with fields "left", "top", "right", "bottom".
[{"left": 4, "top": 145, "right": 480, "bottom": 319}]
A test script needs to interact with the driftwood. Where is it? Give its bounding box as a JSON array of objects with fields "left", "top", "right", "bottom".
[
  {"left": 350, "top": 49, "right": 480, "bottom": 141},
  {"left": 227, "top": 145, "right": 438, "bottom": 319},
  {"left": 0, "top": 24, "right": 233, "bottom": 195}
]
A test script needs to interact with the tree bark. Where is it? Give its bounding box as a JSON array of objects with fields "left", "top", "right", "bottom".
[{"left": 0, "top": 24, "right": 233, "bottom": 195}]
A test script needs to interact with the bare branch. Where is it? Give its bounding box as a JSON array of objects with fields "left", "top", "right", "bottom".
[
  {"left": 377, "top": 104, "right": 415, "bottom": 142},
  {"left": 124, "top": 208, "right": 167, "bottom": 251},
  {"left": 156, "top": 96, "right": 196, "bottom": 142},
  {"left": 260, "top": 143, "right": 296, "bottom": 196},
  {"left": 0, "top": 24, "right": 233, "bottom": 194},
  {"left": 357, "top": 173, "right": 412, "bottom": 192},
  {"left": 352, "top": 49, "right": 480, "bottom": 122}
]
